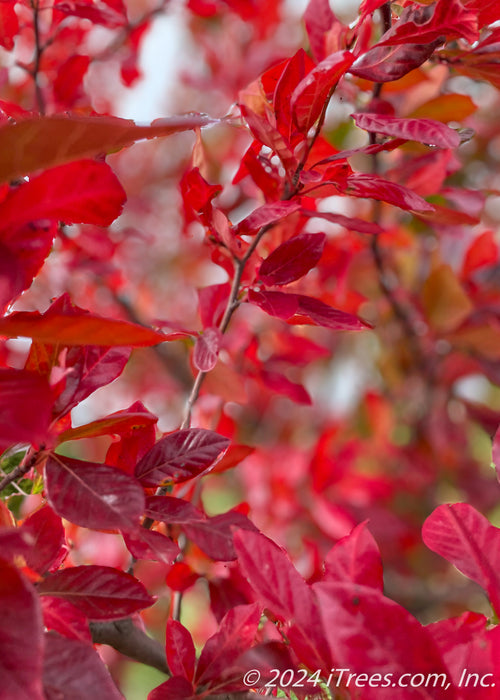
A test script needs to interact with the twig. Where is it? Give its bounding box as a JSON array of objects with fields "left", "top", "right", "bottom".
[{"left": 89, "top": 618, "right": 169, "bottom": 675}]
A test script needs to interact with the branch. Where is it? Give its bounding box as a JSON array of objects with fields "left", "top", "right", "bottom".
[{"left": 89, "top": 618, "right": 169, "bottom": 675}]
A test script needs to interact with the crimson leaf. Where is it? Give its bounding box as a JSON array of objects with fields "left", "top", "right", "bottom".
[
  {"left": 258, "top": 233, "right": 326, "bottom": 286},
  {"left": 135, "top": 428, "right": 230, "bottom": 487},
  {"left": 45, "top": 455, "right": 145, "bottom": 530},
  {"left": 352, "top": 113, "right": 460, "bottom": 149},
  {"left": 38, "top": 566, "right": 155, "bottom": 620},
  {"left": 422, "top": 503, "right": 500, "bottom": 617},
  {"left": 0, "top": 559, "right": 44, "bottom": 700}
]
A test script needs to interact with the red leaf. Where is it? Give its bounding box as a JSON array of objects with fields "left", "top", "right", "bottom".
[
  {"left": 296, "top": 294, "right": 370, "bottom": 330},
  {"left": 291, "top": 51, "right": 354, "bottom": 133},
  {"left": 0, "top": 1, "right": 19, "bottom": 51},
  {"left": 148, "top": 677, "right": 194, "bottom": 700},
  {"left": 54, "top": 0, "right": 127, "bottom": 27},
  {"left": 22, "top": 506, "right": 66, "bottom": 575},
  {"left": 422, "top": 503, "right": 500, "bottom": 617},
  {"left": 58, "top": 405, "right": 157, "bottom": 445},
  {"left": 122, "top": 528, "right": 180, "bottom": 565},
  {"left": 235, "top": 200, "right": 301, "bottom": 236},
  {"left": 195, "top": 603, "right": 262, "bottom": 685},
  {"left": 313, "top": 582, "right": 454, "bottom": 697},
  {"left": 41, "top": 598, "right": 92, "bottom": 643},
  {"left": 184, "top": 510, "right": 258, "bottom": 561},
  {"left": 165, "top": 562, "right": 199, "bottom": 592},
  {"left": 302, "top": 208, "right": 383, "bottom": 234},
  {"left": 0, "top": 369, "right": 53, "bottom": 450},
  {"left": 359, "top": 0, "right": 388, "bottom": 15},
  {"left": 145, "top": 495, "right": 206, "bottom": 524},
  {"left": 233, "top": 529, "right": 316, "bottom": 624},
  {"left": 304, "top": 0, "right": 342, "bottom": 62},
  {"left": 349, "top": 40, "right": 441, "bottom": 82},
  {"left": 324, "top": 521, "right": 383, "bottom": 589},
  {"left": 248, "top": 289, "right": 299, "bottom": 319},
  {"left": 53, "top": 55, "right": 91, "bottom": 107},
  {"left": 0, "top": 559, "right": 44, "bottom": 700},
  {"left": 51, "top": 346, "right": 131, "bottom": 419},
  {"left": 166, "top": 620, "right": 196, "bottom": 681},
  {"left": 43, "top": 632, "right": 124, "bottom": 700},
  {"left": 352, "top": 113, "right": 460, "bottom": 149},
  {"left": 234, "top": 529, "right": 328, "bottom": 671},
  {"left": 239, "top": 105, "right": 297, "bottom": 173},
  {"left": 0, "top": 294, "right": 166, "bottom": 347},
  {"left": 258, "top": 233, "right": 326, "bottom": 286},
  {"left": 0, "top": 113, "right": 218, "bottom": 185},
  {"left": 258, "top": 369, "right": 312, "bottom": 405},
  {"left": 193, "top": 327, "right": 222, "bottom": 371},
  {"left": 198, "top": 283, "right": 231, "bottom": 328},
  {"left": 346, "top": 173, "right": 435, "bottom": 211},
  {"left": 0, "top": 160, "right": 126, "bottom": 231},
  {"left": 45, "top": 455, "right": 145, "bottom": 530},
  {"left": 38, "top": 566, "right": 155, "bottom": 620},
  {"left": 378, "top": 0, "right": 478, "bottom": 47},
  {"left": 135, "top": 429, "right": 230, "bottom": 487},
  {"left": 0, "top": 559, "right": 45, "bottom": 700},
  {"left": 248, "top": 289, "right": 368, "bottom": 330}
]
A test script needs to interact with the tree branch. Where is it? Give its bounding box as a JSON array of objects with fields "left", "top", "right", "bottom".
[{"left": 89, "top": 618, "right": 169, "bottom": 675}]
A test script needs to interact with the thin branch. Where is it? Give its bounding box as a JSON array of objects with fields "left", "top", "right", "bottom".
[
  {"left": 89, "top": 618, "right": 169, "bottom": 675},
  {"left": 0, "top": 447, "right": 41, "bottom": 493},
  {"left": 30, "top": 0, "right": 46, "bottom": 114}
]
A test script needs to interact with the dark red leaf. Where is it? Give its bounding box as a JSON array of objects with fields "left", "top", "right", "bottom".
[
  {"left": 234, "top": 529, "right": 328, "bottom": 671},
  {"left": 0, "top": 294, "right": 166, "bottom": 347},
  {"left": 422, "top": 503, "right": 500, "bottom": 617},
  {"left": 0, "top": 160, "right": 126, "bottom": 231},
  {"left": 296, "top": 294, "right": 370, "bottom": 330},
  {"left": 135, "top": 428, "right": 230, "bottom": 487},
  {"left": 45, "top": 455, "right": 145, "bottom": 530},
  {"left": 324, "top": 521, "right": 383, "bottom": 589},
  {"left": 239, "top": 104, "right": 296, "bottom": 173},
  {"left": 346, "top": 173, "right": 435, "bottom": 211},
  {"left": 198, "top": 283, "right": 231, "bottom": 328},
  {"left": 248, "top": 289, "right": 368, "bottom": 330},
  {"left": 0, "top": 369, "right": 53, "bottom": 450},
  {"left": 148, "top": 677, "right": 194, "bottom": 700},
  {"left": 22, "top": 505, "right": 66, "bottom": 575},
  {"left": 0, "top": 559, "right": 44, "bottom": 700},
  {"left": 248, "top": 289, "right": 299, "bottom": 319},
  {"left": 184, "top": 511, "right": 258, "bottom": 561},
  {"left": 43, "top": 632, "right": 124, "bottom": 700},
  {"left": 235, "top": 200, "right": 301, "bottom": 236},
  {"left": 304, "top": 0, "right": 343, "bottom": 62},
  {"left": 233, "top": 529, "right": 316, "bottom": 624},
  {"left": 378, "top": 0, "right": 478, "bottom": 47},
  {"left": 352, "top": 112, "right": 460, "bottom": 149},
  {"left": 38, "top": 566, "right": 155, "bottom": 620},
  {"left": 313, "top": 582, "right": 455, "bottom": 698},
  {"left": 258, "top": 233, "right": 326, "bottom": 286},
  {"left": 258, "top": 370, "right": 312, "bottom": 405},
  {"left": 0, "top": 113, "right": 218, "bottom": 185},
  {"left": 291, "top": 51, "right": 354, "bottom": 132},
  {"left": 122, "top": 528, "right": 180, "bottom": 564},
  {"left": 349, "top": 40, "right": 441, "bottom": 82},
  {"left": 166, "top": 620, "right": 196, "bottom": 681},
  {"left": 145, "top": 495, "right": 206, "bottom": 524},
  {"left": 54, "top": 0, "right": 127, "bottom": 27},
  {"left": 41, "top": 597, "right": 92, "bottom": 642},
  {"left": 302, "top": 208, "right": 383, "bottom": 234},
  {"left": 193, "top": 327, "right": 222, "bottom": 371},
  {"left": 0, "top": 528, "right": 34, "bottom": 561},
  {"left": 195, "top": 603, "right": 262, "bottom": 685},
  {"left": 52, "top": 346, "right": 131, "bottom": 419}
]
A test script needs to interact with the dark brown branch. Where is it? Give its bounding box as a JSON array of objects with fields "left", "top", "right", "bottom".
[{"left": 89, "top": 618, "right": 169, "bottom": 675}]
